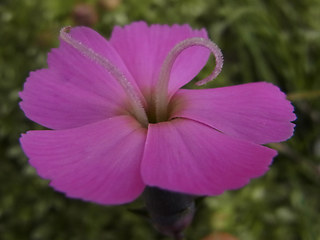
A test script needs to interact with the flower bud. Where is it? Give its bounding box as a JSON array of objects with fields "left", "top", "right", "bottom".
[{"left": 143, "top": 187, "right": 195, "bottom": 239}]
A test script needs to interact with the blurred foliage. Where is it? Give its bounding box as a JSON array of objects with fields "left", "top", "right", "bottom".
[{"left": 1, "top": 0, "right": 320, "bottom": 239}]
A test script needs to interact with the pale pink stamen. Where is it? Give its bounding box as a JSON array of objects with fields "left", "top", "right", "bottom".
[
  {"left": 60, "top": 27, "right": 149, "bottom": 127},
  {"left": 155, "top": 37, "right": 224, "bottom": 122}
]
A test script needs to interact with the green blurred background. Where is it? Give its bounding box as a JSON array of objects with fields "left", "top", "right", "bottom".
[{"left": 1, "top": 0, "right": 320, "bottom": 239}]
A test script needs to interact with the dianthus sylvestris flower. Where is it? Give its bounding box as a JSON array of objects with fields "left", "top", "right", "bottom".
[{"left": 20, "top": 21, "right": 296, "bottom": 205}]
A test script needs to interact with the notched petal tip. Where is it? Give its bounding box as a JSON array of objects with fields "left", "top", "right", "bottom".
[
  {"left": 141, "top": 119, "right": 277, "bottom": 196},
  {"left": 20, "top": 116, "right": 147, "bottom": 205},
  {"left": 172, "top": 81, "right": 296, "bottom": 144}
]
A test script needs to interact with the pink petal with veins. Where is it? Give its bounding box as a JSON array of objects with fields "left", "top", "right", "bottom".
[
  {"left": 110, "top": 21, "right": 210, "bottom": 100},
  {"left": 142, "top": 118, "right": 277, "bottom": 195},
  {"left": 20, "top": 69, "right": 127, "bottom": 130},
  {"left": 171, "top": 82, "right": 296, "bottom": 144},
  {"left": 20, "top": 116, "right": 147, "bottom": 204}
]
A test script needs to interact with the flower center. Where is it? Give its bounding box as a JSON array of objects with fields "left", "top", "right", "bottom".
[
  {"left": 60, "top": 27, "right": 223, "bottom": 127},
  {"left": 145, "top": 100, "right": 158, "bottom": 124}
]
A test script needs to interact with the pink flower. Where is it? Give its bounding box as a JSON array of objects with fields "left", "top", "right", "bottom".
[{"left": 20, "top": 21, "right": 296, "bottom": 205}]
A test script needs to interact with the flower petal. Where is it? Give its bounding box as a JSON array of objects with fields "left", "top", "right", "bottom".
[
  {"left": 110, "top": 21, "right": 210, "bottom": 100},
  {"left": 21, "top": 26, "right": 145, "bottom": 129},
  {"left": 171, "top": 82, "right": 296, "bottom": 144},
  {"left": 20, "top": 69, "right": 128, "bottom": 129},
  {"left": 141, "top": 118, "right": 277, "bottom": 196},
  {"left": 20, "top": 116, "right": 147, "bottom": 205},
  {"left": 50, "top": 26, "right": 142, "bottom": 98}
]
